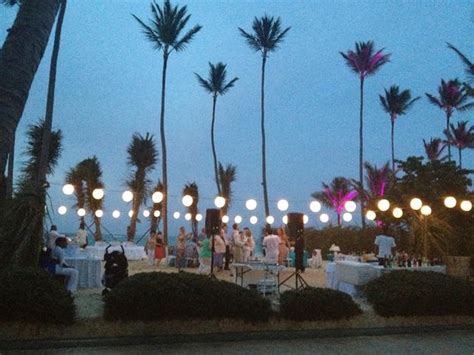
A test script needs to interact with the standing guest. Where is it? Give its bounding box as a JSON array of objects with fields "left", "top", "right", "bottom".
[
  {"left": 222, "top": 224, "right": 232, "bottom": 270},
  {"left": 198, "top": 228, "right": 207, "bottom": 243},
  {"left": 51, "top": 237, "right": 79, "bottom": 293},
  {"left": 198, "top": 235, "right": 211, "bottom": 274},
  {"left": 277, "top": 227, "right": 290, "bottom": 265},
  {"left": 48, "top": 225, "right": 65, "bottom": 250},
  {"left": 75, "top": 223, "right": 88, "bottom": 248},
  {"left": 145, "top": 230, "right": 157, "bottom": 266},
  {"left": 155, "top": 231, "right": 166, "bottom": 267},
  {"left": 243, "top": 227, "right": 255, "bottom": 262},
  {"left": 232, "top": 223, "right": 245, "bottom": 263},
  {"left": 375, "top": 224, "right": 396, "bottom": 265},
  {"left": 176, "top": 227, "right": 187, "bottom": 270},
  {"left": 213, "top": 231, "right": 226, "bottom": 271},
  {"left": 262, "top": 227, "right": 280, "bottom": 264}
]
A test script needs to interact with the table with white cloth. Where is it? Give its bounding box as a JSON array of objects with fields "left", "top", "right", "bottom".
[
  {"left": 85, "top": 243, "right": 146, "bottom": 261},
  {"left": 231, "top": 262, "right": 286, "bottom": 293},
  {"left": 326, "top": 260, "right": 447, "bottom": 297},
  {"left": 65, "top": 256, "right": 102, "bottom": 288}
]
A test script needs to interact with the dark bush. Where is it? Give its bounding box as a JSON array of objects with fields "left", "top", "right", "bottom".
[
  {"left": 365, "top": 271, "right": 474, "bottom": 317},
  {"left": 0, "top": 268, "right": 75, "bottom": 324},
  {"left": 104, "top": 272, "right": 272, "bottom": 322},
  {"left": 280, "top": 287, "right": 362, "bottom": 321}
]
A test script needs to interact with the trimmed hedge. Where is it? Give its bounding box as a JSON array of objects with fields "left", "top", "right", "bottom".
[
  {"left": 104, "top": 272, "right": 272, "bottom": 322},
  {"left": 280, "top": 287, "right": 362, "bottom": 321},
  {"left": 365, "top": 271, "right": 474, "bottom": 317},
  {"left": 0, "top": 268, "right": 75, "bottom": 324}
]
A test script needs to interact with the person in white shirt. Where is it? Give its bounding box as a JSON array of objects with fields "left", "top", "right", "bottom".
[
  {"left": 375, "top": 225, "right": 396, "bottom": 263},
  {"left": 243, "top": 228, "right": 255, "bottom": 262},
  {"left": 51, "top": 237, "right": 79, "bottom": 293},
  {"left": 75, "top": 222, "right": 88, "bottom": 248},
  {"left": 232, "top": 223, "right": 245, "bottom": 263},
  {"left": 48, "top": 225, "right": 65, "bottom": 250},
  {"left": 262, "top": 228, "right": 280, "bottom": 264},
  {"left": 223, "top": 224, "right": 233, "bottom": 270}
]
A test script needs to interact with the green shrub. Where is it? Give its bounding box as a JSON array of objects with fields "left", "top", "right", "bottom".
[
  {"left": 104, "top": 272, "right": 272, "bottom": 322},
  {"left": 280, "top": 287, "right": 362, "bottom": 321},
  {"left": 0, "top": 268, "right": 75, "bottom": 324},
  {"left": 365, "top": 271, "right": 474, "bottom": 317}
]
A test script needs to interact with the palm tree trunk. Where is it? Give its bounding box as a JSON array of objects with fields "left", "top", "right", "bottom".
[
  {"left": 359, "top": 77, "right": 366, "bottom": 229},
  {"left": 160, "top": 52, "right": 169, "bottom": 244},
  {"left": 211, "top": 94, "right": 220, "bottom": 195},
  {"left": 390, "top": 116, "right": 395, "bottom": 171},
  {"left": 5, "top": 132, "right": 15, "bottom": 198},
  {"left": 459, "top": 148, "right": 462, "bottom": 168},
  {"left": 93, "top": 215, "right": 102, "bottom": 241},
  {"left": 337, "top": 212, "right": 341, "bottom": 227},
  {"left": 0, "top": 0, "right": 60, "bottom": 199},
  {"left": 37, "top": 0, "right": 66, "bottom": 190},
  {"left": 261, "top": 53, "right": 270, "bottom": 220},
  {"left": 446, "top": 111, "right": 451, "bottom": 162}
]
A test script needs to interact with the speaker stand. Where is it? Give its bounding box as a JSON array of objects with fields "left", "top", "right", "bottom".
[
  {"left": 279, "top": 269, "right": 308, "bottom": 291},
  {"left": 209, "top": 234, "right": 217, "bottom": 280}
]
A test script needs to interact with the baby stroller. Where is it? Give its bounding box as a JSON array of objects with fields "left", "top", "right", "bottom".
[{"left": 102, "top": 244, "right": 128, "bottom": 296}]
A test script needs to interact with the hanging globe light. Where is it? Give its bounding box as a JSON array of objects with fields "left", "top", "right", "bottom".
[
  {"left": 95, "top": 209, "right": 103, "bottom": 218},
  {"left": 184, "top": 213, "right": 192, "bottom": 221},
  {"left": 122, "top": 191, "right": 133, "bottom": 203},
  {"left": 420, "top": 205, "right": 432, "bottom": 216},
  {"left": 303, "top": 214, "right": 309, "bottom": 224},
  {"left": 182, "top": 195, "right": 193, "bottom": 207},
  {"left": 309, "top": 200, "right": 322, "bottom": 213},
  {"left": 344, "top": 201, "right": 357, "bottom": 212},
  {"left": 319, "top": 213, "right": 329, "bottom": 223},
  {"left": 195, "top": 213, "right": 203, "bottom": 222},
  {"left": 366, "top": 210, "right": 376, "bottom": 221},
  {"left": 58, "top": 206, "right": 67, "bottom": 215},
  {"left": 128, "top": 210, "right": 134, "bottom": 218},
  {"left": 277, "top": 199, "right": 289, "bottom": 211},
  {"left": 392, "top": 207, "right": 403, "bottom": 219},
  {"left": 282, "top": 215, "right": 288, "bottom": 224},
  {"left": 112, "top": 210, "right": 121, "bottom": 218},
  {"left": 377, "top": 199, "right": 390, "bottom": 211},
  {"left": 143, "top": 210, "right": 150, "bottom": 218},
  {"left": 250, "top": 216, "right": 258, "bottom": 224},
  {"left": 266, "top": 215, "right": 274, "bottom": 224},
  {"left": 342, "top": 212, "right": 352, "bottom": 222},
  {"left": 410, "top": 198, "right": 422, "bottom": 210},
  {"left": 245, "top": 199, "right": 257, "bottom": 211},
  {"left": 222, "top": 215, "right": 229, "bottom": 224},
  {"left": 152, "top": 191, "right": 163, "bottom": 203},
  {"left": 92, "top": 188, "right": 104, "bottom": 200},
  {"left": 214, "top": 196, "right": 225, "bottom": 208},
  {"left": 77, "top": 208, "right": 86, "bottom": 217},
  {"left": 444, "top": 196, "right": 457, "bottom": 208},
  {"left": 153, "top": 210, "right": 160, "bottom": 218},
  {"left": 173, "top": 211, "right": 180, "bottom": 219},
  {"left": 460, "top": 200, "right": 472, "bottom": 212},
  {"left": 62, "top": 184, "right": 74, "bottom": 195},
  {"left": 234, "top": 215, "right": 242, "bottom": 224}
]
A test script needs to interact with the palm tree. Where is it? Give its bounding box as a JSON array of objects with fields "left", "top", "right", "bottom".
[
  {"left": 126, "top": 133, "right": 158, "bottom": 241},
  {"left": 65, "top": 165, "right": 86, "bottom": 225},
  {"left": 447, "top": 43, "right": 474, "bottom": 95},
  {"left": 218, "top": 162, "right": 237, "bottom": 217},
  {"left": 425, "top": 79, "right": 474, "bottom": 161},
  {"left": 362, "top": 162, "right": 393, "bottom": 201},
  {"left": 182, "top": 182, "right": 199, "bottom": 239},
  {"left": 379, "top": 86, "right": 420, "bottom": 170},
  {"left": 195, "top": 63, "right": 238, "bottom": 195},
  {"left": 444, "top": 121, "right": 474, "bottom": 168},
  {"left": 423, "top": 138, "right": 447, "bottom": 162},
  {"left": 37, "top": 0, "right": 67, "bottom": 191},
  {"left": 312, "top": 177, "right": 358, "bottom": 227},
  {"left": 340, "top": 41, "right": 390, "bottom": 227},
  {"left": 239, "top": 15, "right": 290, "bottom": 221},
  {"left": 77, "top": 157, "right": 104, "bottom": 241},
  {"left": 0, "top": 0, "right": 60, "bottom": 199},
  {"left": 150, "top": 181, "right": 163, "bottom": 232},
  {"left": 133, "top": 0, "right": 201, "bottom": 244}
]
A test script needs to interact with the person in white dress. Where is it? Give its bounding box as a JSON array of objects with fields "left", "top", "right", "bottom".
[
  {"left": 243, "top": 227, "right": 255, "bottom": 262},
  {"left": 262, "top": 228, "right": 280, "bottom": 264},
  {"left": 51, "top": 237, "right": 79, "bottom": 293},
  {"left": 48, "top": 225, "right": 65, "bottom": 250},
  {"left": 75, "top": 222, "right": 88, "bottom": 248}
]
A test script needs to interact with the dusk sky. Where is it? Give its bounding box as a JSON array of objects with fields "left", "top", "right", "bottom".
[{"left": 1, "top": 0, "right": 473, "bottom": 238}]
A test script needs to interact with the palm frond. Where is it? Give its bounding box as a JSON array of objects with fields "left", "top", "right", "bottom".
[{"left": 172, "top": 24, "right": 202, "bottom": 52}]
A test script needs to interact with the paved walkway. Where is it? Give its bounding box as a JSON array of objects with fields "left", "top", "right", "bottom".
[{"left": 5, "top": 330, "right": 474, "bottom": 354}]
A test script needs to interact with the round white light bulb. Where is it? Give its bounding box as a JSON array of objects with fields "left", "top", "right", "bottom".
[
  {"left": 152, "top": 191, "right": 163, "bottom": 203},
  {"left": 112, "top": 210, "right": 121, "bottom": 218},
  {"left": 342, "top": 212, "right": 352, "bottom": 222},
  {"left": 62, "top": 184, "right": 74, "bottom": 195},
  {"left": 58, "top": 205, "right": 67, "bottom": 215},
  {"left": 184, "top": 213, "right": 192, "bottom": 221},
  {"left": 309, "top": 200, "right": 322, "bottom": 213},
  {"left": 377, "top": 199, "right": 390, "bottom": 211},
  {"left": 410, "top": 198, "right": 422, "bottom": 210},
  {"left": 344, "top": 200, "right": 357, "bottom": 212},
  {"left": 250, "top": 216, "right": 258, "bottom": 224},
  {"left": 266, "top": 215, "right": 274, "bottom": 224},
  {"left": 195, "top": 213, "right": 203, "bottom": 222},
  {"left": 182, "top": 195, "right": 193, "bottom": 207},
  {"left": 128, "top": 210, "right": 134, "bottom": 218},
  {"left": 222, "top": 215, "right": 229, "bottom": 224},
  {"left": 95, "top": 209, "right": 103, "bottom": 218},
  {"left": 214, "top": 196, "right": 226, "bottom": 208},
  {"left": 153, "top": 210, "right": 160, "bottom": 218},
  {"left": 460, "top": 200, "right": 472, "bottom": 212},
  {"left": 319, "top": 213, "right": 329, "bottom": 223},
  {"left": 277, "top": 199, "right": 289, "bottom": 212},
  {"left": 282, "top": 215, "right": 288, "bottom": 224},
  {"left": 420, "top": 205, "right": 432, "bottom": 216},
  {"left": 143, "top": 209, "right": 150, "bottom": 218},
  {"left": 77, "top": 208, "right": 86, "bottom": 217},
  {"left": 245, "top": 199, "right": 257, "bottom": 211},
  {"left": 173, "top": 211, "right": 180, "bottom": 219},
  {"left": 444, "top": 196, "right": 457, "bottom": 208},
  {"left": 303, "top": 214, "right": 309, "bottom": 224},
  {"left": 92, "top": 188, "right": 104, "bottom": 200},
  {"left": 392, "top": 207, "right": 403, "bottom": 219},
  {"left": 366, "top": 210, "right": 376, "bottom": 221},
  {"left": 234, "top": 215, "right": 242, "bottom": 224},
  {"left": 122, "top": 191, "right": 133, "bottom": 203}
]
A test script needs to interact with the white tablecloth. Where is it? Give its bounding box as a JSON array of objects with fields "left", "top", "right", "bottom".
[
  {"left": 65, "top": 256, "right": 102, "bottom": 288},
  {"left": 85, "top": 244, "right": 146, "bottom": 261}
]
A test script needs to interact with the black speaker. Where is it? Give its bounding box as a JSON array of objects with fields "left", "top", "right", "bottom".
[
  {"left": 287, "top": 212, "right": 304, "bottom": 240},
  {"left": 205, "top": 208, "right": 221, "bottom": 235}
]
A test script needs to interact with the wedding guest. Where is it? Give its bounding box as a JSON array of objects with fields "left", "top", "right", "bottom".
[
  {"left": 222, "top": 224, "right": 232, "bottom": 270},
  {"left": 75, "top": 222, "right": 88, "bottom": 248},
  {"left": 243, "top": 227, "right": 255, "bottom": 262},
  {"left": 176, "top": 227, "right": 187, "bottom": 270},
  {"left": 155, "top": 231, "right": 166, "bottom": 267},
  {"left": 262, "top": 227, "right": 280, "bottom": 263},
  {"left": 198, "top": 235, "right": 211, "bottom": 274},
  {"left": 51, "top": 237, "right": 79, "bottom": 293},
  {"left": 232, "top": 223, "right": 245, "bottom": 263},
  {"left": 48, "top": 225, "right": 65, "bottom": 250},
  {"left": 145, "top": 230, "right": 157, "bottom": 266},
  {"left": 277, "top": 227, "right": 290, "bottom": 265},
  {"left": 213, "top": 231, "right": 226, "bottom": 271},
  {"left": 375, "top": 224, "right": 396, "bottom": 264}
]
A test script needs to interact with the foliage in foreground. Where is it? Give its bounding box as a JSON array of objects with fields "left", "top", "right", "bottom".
[
  {"left": 104, "top": 272, "right": 272, "bottom": 322},
  {"left": 0, "top": 268, "right": 75, "bottom": 324},
  {"left": 365, "top": 271, "right": 474, "bottom": 317},
  {"left": 280, "top": 287, "right": 362, "bottom": 321}
]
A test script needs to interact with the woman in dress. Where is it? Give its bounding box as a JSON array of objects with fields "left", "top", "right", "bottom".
[
  {"left": 75, "top": 222, "right": 88, "bottom": 248},
  {"left": 213, "top": 231, "right": 226, "bottom": 271},
  {"left": 145, "top": 230, "right": 157, "bottom": 266},
  {"left": 277, "top": 227, "right": 290, "bottom": 265},
  {"left": 154, "top": 231, "right": 166, "bottom": 267},
  {"left": 243, "top": 228, "right": 255, "bottom": 262},
  {"left": 176, "top": 226, "right": 187, "bottom": 270}
]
